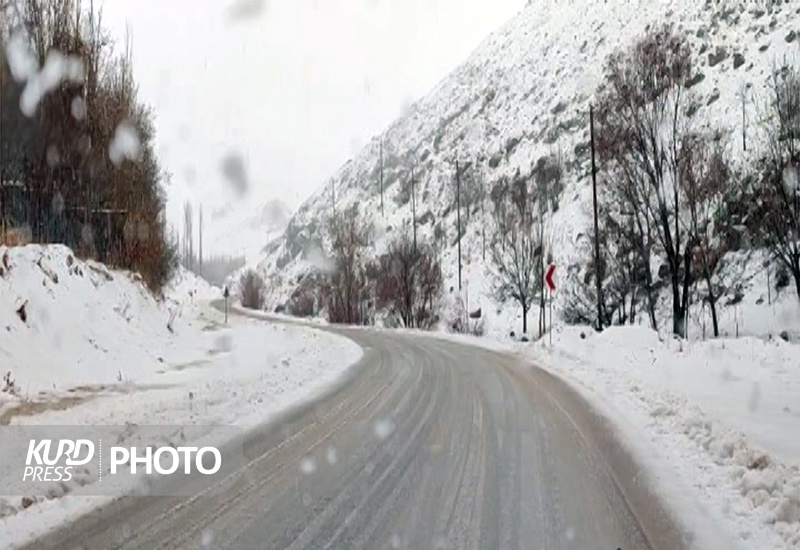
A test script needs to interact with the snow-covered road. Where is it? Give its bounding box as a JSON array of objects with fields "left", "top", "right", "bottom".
[{"left": 0, "top": 245, "right": 362, "bottom": 548}]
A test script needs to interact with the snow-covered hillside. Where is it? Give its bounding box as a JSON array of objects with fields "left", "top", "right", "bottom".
[
  {"left": 0, "top": 244, "right": 363, "bottom": 547},
  {"left": 0, "top": 244, "right": 216, "bottom": 402},
  {"left": 245, "top": 0, "right": 799, "bottom": 336}
]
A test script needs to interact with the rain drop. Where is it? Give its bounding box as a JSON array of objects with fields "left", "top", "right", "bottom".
[
  {"left": 46, "top": 145, "right": 60, "bottom": 167},
  {"left": 109, "top": 121, "right": 141, "bottom": 166},
  {"left": 51, "top": 192, "right": 64, "bottom": 216},
  {"left": 220, "top": 153, "right": 249, "bottom": 197},
  {"left": 300, "top": 456, "right": 316, "bottom": 474},
  {"left": 373, "top": 419, "right": 394, "bottom": 440},
  {"left": 81, "top": 224, "right": 93, "bottom": 245},
  {"left": 71, "top": 96, "right": 86, "bottom": 120},
  {"left": 326, "top": 446, "right": 337, "bottom": 465}
]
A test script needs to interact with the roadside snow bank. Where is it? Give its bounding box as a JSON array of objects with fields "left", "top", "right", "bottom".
[
  {"left": 527, "top": 325, "right": 800, "bottom": 549},
  {"left": 0, "top": 244, "right": 210, "bottom": 405},
  {"left": 0, "top": 245, "right": 363, "bottom": 548}
]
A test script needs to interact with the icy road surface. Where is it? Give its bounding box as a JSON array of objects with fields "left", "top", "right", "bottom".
[{"left": 27, "top": 308, "right": 697, "bottom": 550}]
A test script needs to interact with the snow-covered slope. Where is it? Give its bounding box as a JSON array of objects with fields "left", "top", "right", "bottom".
[
  {"left": 0, "top": 244, "right": 363, "bottom": 545},
  {"left": 246, "top": 0, "right": 799, "bottom": 335},
  {"left": 0, "top": 244, "right": 213, "bottom": 402}
]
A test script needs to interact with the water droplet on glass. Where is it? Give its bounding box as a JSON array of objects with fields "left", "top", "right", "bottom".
[
  {"left": 81, "top": 224, "right": 93, "bottom": 245},
  {"left": 390, "top": 533, "right": 401, "bottom": 548},
  {"left": 226, "top": 0, "right": 267, "bottom": 22},
  {"left": 77, "top": 134, "right": 92, "bottom": 154},
  {"left": 46, "top": 145, "right": 60, "bottom": 167},
  {"left": 300, "top": 456, "right": 316, "bottom": 474},
  {"left": 51, "top": 192, "right": 64, "bottom": 216},
  {"left": 566, "top": 526, "right": 575, "bottom": 540},
  {"left": 373, "top": 419, "right": 394, "bottom": 440},
  {"left": 201, "top": 529, "right": 214, "bottom": 548},
  {"left": 109, "top": 121, "right": 141, "bottom": 166},
  {"left": 220, "top": 153, "right": 249, "bottom": 197},
  {"left": 326, "top": 446, "right": 337, "bottom": 465},
  {"left": 71, "top": 96, "right": 86, "bottom": 120},
  {"left": 137, "top": 222, "right": 150, "bottom": 242}
]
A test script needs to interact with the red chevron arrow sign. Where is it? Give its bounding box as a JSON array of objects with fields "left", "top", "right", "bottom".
[{"left": 545, "top": 264, "right": 556, "bottom": 292}]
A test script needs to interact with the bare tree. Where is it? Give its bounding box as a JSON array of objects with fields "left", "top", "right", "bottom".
[
  {"left": 373, "top": 233, "right": 442, "bottom": 329},
  {"left": 491, "top": 175, "right": 540, "bottom": 335},
  {"left": 240, "top": 269, "right": 264, "bottom": 310},
  {"left": 3, "top": 0, "right": 175, "bottom": 290},
  {"left": 326, "top": 205, "right": 371, "bottom": 324},
  {"left": 595, "top": 25, "right": 694, "bottom": 337},
  {"left": 533, "top": 150, "right": 563, "bottom": 336},
  {"left": 679, "top": 133, "right": 731, "bottom": 336},
  {"left": 760, "top": 63, "right": 800, "bottom": 299}
]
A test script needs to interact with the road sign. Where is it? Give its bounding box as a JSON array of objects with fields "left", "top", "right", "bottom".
[{"left": 545, "top": 264, "right": 556, "bottom": 292}]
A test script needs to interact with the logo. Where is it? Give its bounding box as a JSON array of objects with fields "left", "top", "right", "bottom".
[
  {"left": 1, "top": 425, "right": 244, "bottom": 498},
  {"left": 24, "top": 439, "right": 94, "bottom": 482},
  {"left": 109, "top": 446, "right": 221, "bottom": 475}
]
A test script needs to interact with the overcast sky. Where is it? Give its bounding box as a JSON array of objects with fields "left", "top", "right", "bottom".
[{"left": 100, "top": 0, "right": 524, "bottom": 241}]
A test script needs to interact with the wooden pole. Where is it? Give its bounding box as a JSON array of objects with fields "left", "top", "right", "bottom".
[
  {"left": 590, "top": 105, "right": 604, "bottom": 331},
  {"left": 411, "top": 165, "right": 417, "bottom": 253},
  {"left": 456, "top": 159, "right": 462, "bottom": 291}
]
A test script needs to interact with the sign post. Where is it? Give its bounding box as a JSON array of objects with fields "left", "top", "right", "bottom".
[
  {"left": 223, "top": 286, "right": 229, "bottom": 324},
  {"left": 545, "top": 264, "right": 556, "bottom": 347}
]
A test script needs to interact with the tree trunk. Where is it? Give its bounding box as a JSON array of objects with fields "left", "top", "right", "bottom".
[
  {"left": 522, "top": 305, "right": 528, "bottom": 335},
  {"left": 701, "top": 266, "right": 719, "bottom": 337},
  {"left": 794, "top": 265, "right": 800, "bottom": 301}
]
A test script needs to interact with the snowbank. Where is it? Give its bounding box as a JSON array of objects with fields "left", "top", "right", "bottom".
[
  {"left": 525, "top": 325, "right": 800, "bottom": 549},
  {"left": 0, "top": 244, "right": 208, "bottom": 403},
  {"left": 0, "top": 245, "right": 363, "bottom": 548}
]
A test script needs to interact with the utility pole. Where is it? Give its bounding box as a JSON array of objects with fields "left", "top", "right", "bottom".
[
  {"left": 480, "top": 156, "right": 486, "bottom": 262},
  {"left": 380, "top": 140, "right": 384, "bottom": 218},
  {"left": 741, "top": 83, "right": 747, "bottom": 152},
  {"left": 411, "top": 165, "right": 417, "bottom": 254},
  {"left": 198, "top": 204, "right": 203, "bottom": 277},
  {"left": 331, "top": 179, "right": 336, "bottom": 217},
  {"left": 590, "top": 105, "right": 604, "bottom": 331},
  {"left": 456, "top": 158, "right": 462, "bottom": 291}
]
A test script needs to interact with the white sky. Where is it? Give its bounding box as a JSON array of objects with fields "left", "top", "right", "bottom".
[{"left": 100, "top": 0, "right": 524, "bottom": 247}]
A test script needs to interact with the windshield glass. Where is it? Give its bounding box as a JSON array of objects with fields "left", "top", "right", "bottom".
[{"left": 1, "top": 1, "right": 798, "bottom": 549}]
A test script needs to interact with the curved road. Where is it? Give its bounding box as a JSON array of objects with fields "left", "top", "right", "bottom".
[{"left": 28, "top": 310, "right": 687, "bottom": 550}]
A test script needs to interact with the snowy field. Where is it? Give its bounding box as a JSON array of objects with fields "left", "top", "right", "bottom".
[{"left": 0, "top": 245, "right": 362, "bottom": 549}]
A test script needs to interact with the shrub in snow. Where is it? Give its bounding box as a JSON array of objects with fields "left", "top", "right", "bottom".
[
  {"left": 2, "top": 371, "right": 17, "bottom": 395},
  {"left": 371, "top": 235, "right": 443, "bottom": 329},
  {"left": 240, "top": 270, "right": 265, "bottom": 310}
]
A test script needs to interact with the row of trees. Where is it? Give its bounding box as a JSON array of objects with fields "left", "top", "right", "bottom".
[
  {"left": 325, "top": 206, "right": 443, "bottom": 328},
  {"left": 0, "top": 0, "right": 174, "bottom": 291},
  {"left": 489, "top": 152, "right": 562, "bottom": 334},
  {"left": 277, "top": 205, "right": 444, "bottom": 329},
  {"left": 568, "top": 25, "right": 799, "bottom": 338}
]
